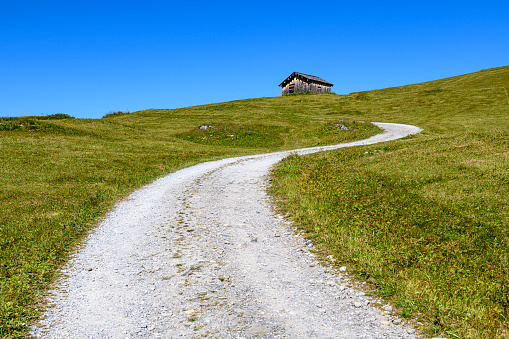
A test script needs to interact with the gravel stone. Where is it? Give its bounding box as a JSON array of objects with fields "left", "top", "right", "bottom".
[
  {"left": 31, "top": 123, "right": 422, "bottom": 338},
  {"left": 383, "top": 305, "right": 393, "bottom": 312}
]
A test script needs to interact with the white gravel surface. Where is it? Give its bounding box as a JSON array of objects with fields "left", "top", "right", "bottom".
[{"left": 32, "top": 122, "right": 423, "bottom": 338}]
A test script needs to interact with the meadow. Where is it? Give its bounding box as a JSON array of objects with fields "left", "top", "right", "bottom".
[
  {"left": 0, "top": 99, "right": 379, "bottom": 338},
  {"left": 271, "top": 65, "right": 509, "bottom": 338},
  {"left": 1, "top": 65, "right": 508, "bottom": 338}
]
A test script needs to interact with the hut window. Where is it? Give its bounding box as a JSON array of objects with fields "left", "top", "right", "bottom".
[
  {"left": 289, "top": 84, "right": 295, "bottom": 93},
  {"left": 318, "top": 86, "right": 322, "bottom": 91}
]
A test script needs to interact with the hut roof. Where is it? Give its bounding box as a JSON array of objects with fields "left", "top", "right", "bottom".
[{"left": 279, "top": 72, "right": 334, "bottom": 87}]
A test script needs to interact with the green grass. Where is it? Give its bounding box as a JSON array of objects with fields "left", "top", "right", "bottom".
[
  {"left": 0, "top": 114, "right": 74, "bottom": 132},
  {"left": 2, "top": 65, "right": 508, "bottom": 338},
  {"left": 0, "top": 103, "right": 379, "bottom": 338},
  {"left": 270, "top": 65, "right": 509, "bottom": 338},
  {"left": 176, "top": 122, "right": 289, "bottom": 148}
]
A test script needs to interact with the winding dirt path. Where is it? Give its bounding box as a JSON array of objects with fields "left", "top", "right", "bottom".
[{"left": 33, "top": 122, "right": 422, "bottom": 338}]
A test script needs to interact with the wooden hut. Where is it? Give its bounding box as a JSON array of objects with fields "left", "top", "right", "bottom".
[{"left": 279, "top": 72, "right": 333, "bottom": 95}]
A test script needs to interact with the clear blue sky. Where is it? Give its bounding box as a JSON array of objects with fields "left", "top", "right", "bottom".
[{"left": 1, "top": 1, "right": 507, "bottom": 119}]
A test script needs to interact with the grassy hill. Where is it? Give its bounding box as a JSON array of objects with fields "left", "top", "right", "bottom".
[
  {"left": 271, "top": 65, "right": 509, "bottom": 338},
  {"left": 0, "top": 99, "right": 379, "bottom": 337},
  {"left": 0, "top": 65, "right": 507, "bottom": 338}
]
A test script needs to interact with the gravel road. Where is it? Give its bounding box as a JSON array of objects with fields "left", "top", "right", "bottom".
[{"left": 32, "top": 122, "right": 423, "bottom": 338}]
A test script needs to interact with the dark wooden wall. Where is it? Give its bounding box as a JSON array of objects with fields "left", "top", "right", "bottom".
[{"left": 281, "top": 78, "right": 331, "bottom": 95}]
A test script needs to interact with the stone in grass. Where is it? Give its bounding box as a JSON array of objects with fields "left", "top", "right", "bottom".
[
  {"left": 339, "top": 266, "right": 347, "bottom": 272},
  {"left": 334, "top": 124, "right": 349, "bottom": 130}
]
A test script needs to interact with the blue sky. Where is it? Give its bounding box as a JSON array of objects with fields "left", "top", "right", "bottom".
[{"left": 1, "top": 1, "right": 508, "bottom": 119}]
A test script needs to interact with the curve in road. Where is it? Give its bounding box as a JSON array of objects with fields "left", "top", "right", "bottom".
[{"left": 32, "top": 122, "right": 422, "bottom": 338}]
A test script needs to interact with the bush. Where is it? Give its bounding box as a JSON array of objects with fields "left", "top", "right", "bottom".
[
  {"left": 37, "top": 114, "right": 74, "bottom": 120},
  {"left": 102, "top": 110, "right": 131, "bottom": 118}
]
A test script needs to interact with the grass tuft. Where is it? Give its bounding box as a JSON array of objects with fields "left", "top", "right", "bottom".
[
  {"left": 283, "top": 91, "right": 338, "bottom": 96},
  {"left": 418, "top": 88, "right": 448, "bottom": 95},
  {"left": 102, "top": 110, "right": 131, "bottom": 118}
]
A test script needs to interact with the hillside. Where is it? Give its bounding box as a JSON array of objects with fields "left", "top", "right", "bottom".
[
  {"left": 271, "top": 65, "right": 509, "bottom": 338},
  {"left": 0, "top": 98, "right": 379, "bottom": 337},
  {"left": 0, "top": 65, "right": 507, "bottom": 337}
]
